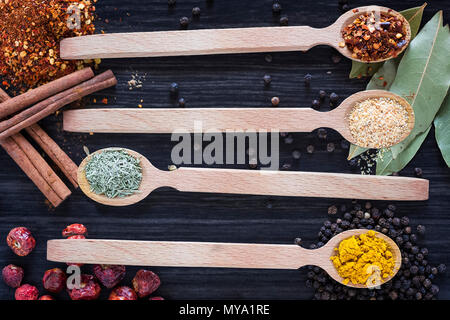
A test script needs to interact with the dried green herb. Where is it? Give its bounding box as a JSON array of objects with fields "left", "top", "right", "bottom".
[
  {"left": 434, "top": 93, "right": 450, "bottom": 167},
  {"left": 349, "top": 4, "right": 426, "bottom": 79},
  {"left": 376, "top": 11, "right": 450, "bottom": 175},
  {"left": 85, "top": 149, "right": 142, "bottom": 198}
]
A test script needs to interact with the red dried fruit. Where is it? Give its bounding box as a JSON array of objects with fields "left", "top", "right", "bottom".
[
  {"left": 39, "top": 295, "right": 55, "bottom": 300},
  {"left": 62, "top": 223, "right": 87, "bottom": 237},
  {"left": 108, "top": 286, "right": 137, "bottom": 300},
  {"left": 7, "top": 227, "right": 36, "bottom": 256},
  {"left": 43, "top": 268, "right": 66, "bottom": 293},
  {"left": 15, "top": 284, "right": 39, "bottom": 300},
  {"left": 132, "top": 269, "right": 161, "bottom": 298},
  {"left": 67, "top": 274, "right": 101, "bottom": 300},
  {"left": 93, "top": 264, "right": 126, "bottom": 288},
  {"left": 66, "top": 235, "right": 86, "bottom": 267},
  {"left": 2, "top": 264, "right": 24, "bottom": 288},
  {"left": 149, "top": 296, "right": 164, "bottom": 300}
]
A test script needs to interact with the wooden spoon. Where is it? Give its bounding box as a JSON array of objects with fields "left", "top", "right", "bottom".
[
  {"left": 64, "top": 90, "right": 415, "bottom": 149},
  {"left": 47, "top": 229, "right": 402, "bottom": 288},
  {"left": 77, "top": 147, "right": 428, "bottom": 206},
  {"left": 60, "top": 6, "right": 411, "bottom": 63}
]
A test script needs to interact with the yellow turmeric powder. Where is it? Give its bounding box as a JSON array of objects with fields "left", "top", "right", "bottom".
[{"left": 330, "top": 230, "right": 395, "bottom": 286}]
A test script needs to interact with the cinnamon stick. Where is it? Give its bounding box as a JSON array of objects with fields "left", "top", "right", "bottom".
[
  {"left": 0, "top": 68, "right": 94, "bottom": 119},
  {"left": 0, "top": 70, "right": 117, "bottom": 140},
  {"left": 0, "top": 137, "right": 64, "bottom": 207},
  {"left": 0, "top": 70, "right": 115, "bottom": 133},
  {"left": 11, "top": 134, "right": 71, "bottom": 201},
  {"left": 26, "top": 124, "right": 78, "bottom": 187}
]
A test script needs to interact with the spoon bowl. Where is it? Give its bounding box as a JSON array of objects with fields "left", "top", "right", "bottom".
[
  {"left": 77, "top": 146, "right": 428, "bottom": 207},
  {"left": 47, "top": 229, "right": 401, "bottom": 288},
  {"left": 60, "top": 6, "right": 410, "bottom": 64}
]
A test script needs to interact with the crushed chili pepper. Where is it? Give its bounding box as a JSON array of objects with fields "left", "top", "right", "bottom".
[
  {"left": 0, "top": 0, "right": 99, "bottom": 92},
  {"left": 341, "top": 11, "right": 407, "bottom": 61}
]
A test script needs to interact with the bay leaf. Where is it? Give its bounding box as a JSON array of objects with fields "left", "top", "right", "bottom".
[
  {"left": 388, "top": 12, "right": 450, "bottom": 160},
  {"left": 434, "top": 93, "right": 450, "bottom": 167},
  {"left": 375, "top": 125, "right": 431, "bottom": 175},
  {"left": 349, "top": 4, "right": 426, "bottom": 79}
]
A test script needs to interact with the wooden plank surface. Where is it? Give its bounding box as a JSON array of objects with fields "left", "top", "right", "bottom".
[{"left": 0, "top": 0, "right": 449, "bottom": 300}]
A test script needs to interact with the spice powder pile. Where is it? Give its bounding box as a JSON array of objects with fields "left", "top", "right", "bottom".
[
  {"left": 341, "top": 11, "right": 407, "bottom": 61},
  {"left": 331, "top": 230, "right": 396, "bottom": 286},
  {"left": 0, "top": 0, "right": 99, "bottom": 91},
  {"left": 348, "top": 97, "right": 410, "bottom": 148}
]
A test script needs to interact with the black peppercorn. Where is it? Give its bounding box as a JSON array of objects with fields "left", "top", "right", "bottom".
[
  {"left": 304, "top": 73, "right": 312, "bottom": 86},
  {"left": 294, "top": 238, "right": 302, "bottom": 246},
  {"left": 192, "top": 7, "right": 201, "bottom": 16},
  {"left": 329, "top": 92, "right": 339, "bottom": 104},
  {"left": 169, "top": 82, "right": 179, "bottom": 96},
  {"left": 317, "top": 128, "right": 327, "bottom": 139},
  {"left": 271, "top": 96, "right": 280, "bottom": 106},
  {"left": 438, "top": 264, "right": 446, "bottom": 274},
  {"left": 414, "top": 167, "right": 423, "bottom": 177},
  {"left": 279, "top": 15, "right": 289, "bottom": 26},
  {"left": 306, "top": 145, "right": 315, "bottom": 154},
  {"left": 327, "top": 143, "right": 335, "bottom": 153},
  {"left": 417, "top": 225, "right": 426, "bottom": 235},
  {"left": 311, "top": 99, "right": 320, "bottom": 109},
  {"left": 263, "top": 74, "right": 272, "bottom": 86},
  {"left": 272, "top": 2, "right": 282, "bottom": 14},
  {"left": 284, "top": 134, "right": 293, "bottom": 144},
  {"left": 319, "top": 90, "right": 327, "bottom": 100},
  {"left": 401, "top": 216, "right": 410, "bottom": 226},
  {"left": 178, "top": 97, "right": 186, "bottom": 107},
  {"left": 179, "top": 16, "right": 189, "bottom": 29},
  {"left": 328, "top": 206, "right": 338, "bottom": 215},
  {"left": 292, "top": 149, "right": 301, "bottom": 160}
]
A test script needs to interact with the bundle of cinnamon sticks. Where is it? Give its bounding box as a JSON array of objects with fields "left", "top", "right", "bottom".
[{"left": 0, "top": 68, "right": 117, "bottom": 207}]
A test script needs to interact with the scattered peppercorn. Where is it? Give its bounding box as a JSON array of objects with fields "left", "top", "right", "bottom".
[
  {"left": 192, "top": 7, "right": 201, "bottom": 17},
  {"left": 311, "top": 99, "right": 320, "bottom": 110},
  {"left": 292, "top": 149, "right": 301, "bottom": 160},
  {"left": 318, "top": 128, "right": 327, "bottom": 139},
  {"left": 271, "top": 96, "right": 280, "bottom": 107},
  {"left": 263, "top": 74, "right": 272, "bottom": 86},
  {"left": 417, "top": 225, "right": 426, "bottom": 235},
  {"left": 179, "top": 16, "right": 189, "bottom": 29},
  {"left": 328, "top": 205, "right": 338, "bottom": 215},
  {"left": 329, "top": 92, "right": 339, "bottom": 105},
  {"left": 15, "top": 284, "right": 39, "bottom": 300},
  {"left": 284, "top": 134, "right": 293, "bottom": 145},
  {"left": 306, "top": 145, "right": 315, "bottom": 154},
  {"left": 327, "top": 143, "right": 335, "bottom": 153},
  {"left": 414, "top": 167, "right": 423, "bottom": 177},
  {"left": 265, "top": 54, "right": 273, "bottom": 63},
  {"left": 178, "top": 97, "right": 186, "bottom": 107},
  {"left": 7, "top": 227, "right": 36, "bottom": 256},
  {"left": 169, "top": 82, "right": 179, "bottom": 96},
  {"left": 319, "top": 90, "right": 327, "bottom": 100},
  {"left": 279, "top": 16, "right": 289, "bottom": 26},
  {"left": 304, "top": 74, "right": 312, "bottom": 86},
  {"left": 2, "top": 264, "right": 24, "bottom": 288},
  {"left": 272, "top": 2, "right": 282, "bottom": 14}
]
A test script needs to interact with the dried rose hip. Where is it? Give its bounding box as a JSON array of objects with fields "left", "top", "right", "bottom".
[
  {"left": 108, "top": 286, "right": 137, "bottom": 300},
  {"left": 67, "top": 274, "right": 101, "bottom": 300},
  {"left": 15, "top": 284, "right": 39, "bottom": 300},
  {"left": 43, "top": 268, "right": 66, "bottom": 293},
  {"left": 39, "top": 295, "right": 55, "bottom": 300},
  {"left": 2, "top": 264, "right": 24, "bottom": 288},
  {"left": 66, "top": 235, "right": 86, "bottom": 267},
  {"left": 149, "top": 296, "right": 164, "bottom": 300},
  {"left": 93, "top": 264, "right": 126, "bottom": 288},
  {"left": 7, "top": 227, "right": 36, "bottom": 256},
  {"left": 132, "top": 269, "right": 161, "bottom": 298},
  {"left": 62, "top": 223, "right": 87, "bottom": 237}
]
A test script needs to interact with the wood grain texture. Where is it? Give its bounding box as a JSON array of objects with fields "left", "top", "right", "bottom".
[
  {"left": 0, "top": 0, "right": 449, "bottom": 300},
  {"left": 46, "top": 229, "right": 402, "bottom": 288},
  {"left": 60, "top": 5, "right": 410, "bottom": 63}
]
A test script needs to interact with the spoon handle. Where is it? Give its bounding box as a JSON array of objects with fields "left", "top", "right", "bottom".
[
  {"left": 60, "top": 26, "right": 337, "bottom": 60},
  {"left": 47, "top": 239, "right": 312, "bottom": 269},
  {"left": 63, "top": 108, "right": 336, "bottom": 133},
  {"left": 163, "top": 168, "right": 428, "bottom": 201}
]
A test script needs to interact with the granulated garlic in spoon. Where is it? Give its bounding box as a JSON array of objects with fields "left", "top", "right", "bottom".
[{"left": 348, "top": 97, "right": 410, "bottom": 148}]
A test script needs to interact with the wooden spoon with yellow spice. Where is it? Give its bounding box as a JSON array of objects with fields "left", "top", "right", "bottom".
[{"left": 47, "top": 229, "right": 401, "bottom": 288}]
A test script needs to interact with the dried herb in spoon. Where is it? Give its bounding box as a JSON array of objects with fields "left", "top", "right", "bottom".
[{"left": 84, "top": 150, "right": 142, "bottom": 198}]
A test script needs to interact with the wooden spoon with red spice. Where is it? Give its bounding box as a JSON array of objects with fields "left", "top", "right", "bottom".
[
  {"left": 60, "top": 6, "right": 411, "bottom": 63},
  {"left": 47, "top": 229, "right": 402, "bottom": 288}
]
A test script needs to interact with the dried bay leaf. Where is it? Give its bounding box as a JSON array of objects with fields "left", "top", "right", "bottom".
[
  {"left": 348, "top": 4, "right": 426, "bottom": 79},
  {"left": 434, "top": 93, "right": 450, "bottom": 167}
]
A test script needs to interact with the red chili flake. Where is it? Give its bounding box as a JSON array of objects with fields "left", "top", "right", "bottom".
[
  {"left": 93, "top": 264, "right": 126, "bottom": 288},
  {"left": 67, "top": 274, "right": 101, "bottom": 301},
  {"left": 39, "top": 295, "right": 55, "bottom": 300},
  {"left": 15, "top": 284, "right": 39, "bottom": 300},
  {"left": 7, "top": 227, "right": 36, "bottom": 256},
  {"left": 383, "top": 81, "right": 388, "bottom": 87},
  {"left": 149, "top": 296, "right": 165, "bottom": 300},
  {"left": 62, "top": 223, "right": 88, "bottom": 237},
  {"left": 109, "top": 286, "right": 138, "bottom": 300},
  {"left": 132, "top": 270, "right": 161, "bottom": 298},
  {"left": 42, "top": 268, "right": 66, "bottom": 293},
  {"left": 2, "top": 264, "right": 24, "bottom": 288}
]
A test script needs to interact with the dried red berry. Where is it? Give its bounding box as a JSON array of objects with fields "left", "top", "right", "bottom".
[
  {"left": 39, "top": 295, "right": 55, "bottom": 300},
  {"left": 66, "top": 235, "right": 86, "bottom": 267},
  {"left": 149, "top": 296, "right": 164, "bottom": 300},
  {"left": 67, "top": 274, "right": 101, "bottom": 300},
  {"left": 2, "top": 264, "right": 24, "bottom": 288},
  {"left": 108, "top": 286, "right": 137, "bottom": 300},
  {"left": 43, "top": 268, "right": 66, "bottom": 293},
  {"left": 7, "top": 227, "right": 36, "bottom": 256},
  {"left": 93, "top": 264, "right": 126, "bottom": 288},
  {"left": 62, "top": 223, "right": 87, "bottom": 237},
  {"left": 132, "top": 269, "right": 161, "bottom": 298},
  {"left": 15, "top": 284, "right": 39, "bottom": 300}
]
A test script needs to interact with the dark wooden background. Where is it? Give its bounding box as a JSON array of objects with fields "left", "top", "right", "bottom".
[{"left": 1, "top": 0, "right": 449, "bottom": 300}]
